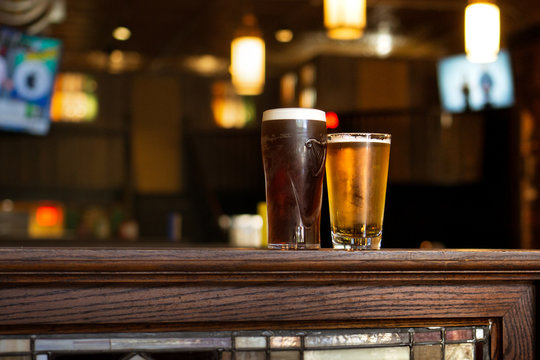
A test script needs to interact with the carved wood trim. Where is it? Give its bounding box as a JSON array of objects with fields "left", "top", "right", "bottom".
[
  {"left": 501, "top": 285, "right": 535, "bottom": 359},
  {"left": 0, "top": 247, "right": 537, "bottom": 359},
  {"left": 0, "top": 248, "right": 539, "bottom": 283}
]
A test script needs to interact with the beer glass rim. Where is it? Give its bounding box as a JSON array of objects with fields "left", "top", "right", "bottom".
[
  {"left": 262, "top": 108, "right": 326, "bottom": 122},
  {"left": 327, "top": 132, "right": 391, "bottom": 143}
]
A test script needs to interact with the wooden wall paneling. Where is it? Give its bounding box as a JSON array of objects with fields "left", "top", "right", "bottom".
[
  {"left": 315, "top": 56, "right": 359, "bottom": 113},
  {"left": 0, "top": 137, "right": 16, "bottom": 187},
  {"left": 437, "top": 112, "right": 484, "bottom": 183},
  {"left": 131, "top": 75, "right": 183, "bottom": 193},
  {"left": 356, "top": 59, "right": 410, "bottom": 110},
  {"left": 379, "top": 114, "right": 412, "bottom": 182},
  {"left": 316, "top": 56, "right": 412, "bottom": 113},
  {"left": 108, "top": 135, "right": 127, "bottom": 189},
  {"left": 193, "top": 130, "right": 263, "bottom": 192},
  {"left": 410, "top": 111, "right": 440, "bottom": 182},
  {"left": 55, "top": 135, "right": 120, "bottom": 189},
  {"left": 408, "top": 59, "right": 439, "bottom": 109},
  {"left": 0, "top": 135, "right": 58, "bottom": 189},
  {"left": 512, "top": 35, "right": 540, "bottom": 249},
  {"left": 94, "top": 74, "right": 130, "bottom": 128}
]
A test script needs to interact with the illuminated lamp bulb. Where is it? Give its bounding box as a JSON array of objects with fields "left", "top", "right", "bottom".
[
  {"left": 231, "top": 14, "right": 265, "bottom": 95},
  {"left": 113, "top": 26, "right": 131, "bottom": 41},
  {"left": 324, "top": 0, "right": 366, "bottom": 40},
  {"left": 465, "top": 1, "right": 500, "bottom": 63},
  {"left": 275, "top": 29, "right": 293, "bottom": 43},
  {"left": 375, "top": 24, "right": 393, "bottom": 57}
]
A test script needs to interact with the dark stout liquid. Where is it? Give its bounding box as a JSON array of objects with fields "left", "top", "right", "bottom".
[{"left": 261, "top": 119, "right": 327, "bottom": 249}]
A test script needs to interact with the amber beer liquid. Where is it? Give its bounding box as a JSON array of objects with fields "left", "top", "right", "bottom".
[
  {"left": 261, "top": 108, "right": 327, "bottom": 250},
  {"left": 326, "top": 133, "right": 391, "bottom": 250}
]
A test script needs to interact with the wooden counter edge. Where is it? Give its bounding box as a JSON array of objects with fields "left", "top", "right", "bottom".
[{"left": 0, "top": 248, "right": 539, "bottom": 283}]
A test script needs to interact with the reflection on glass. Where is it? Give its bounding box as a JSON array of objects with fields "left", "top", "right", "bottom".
[
  {"left": 235, "top": 337, "right": 267, "bottom": 349},
  {"left": 269, "top": 336, "right": 301, "bottom": 349},
  {"left": 305, "top": 332, "right": 408, "bottom": 348},
  {"left": 445, "top": 329, "right": 473, "bottom": 341}
]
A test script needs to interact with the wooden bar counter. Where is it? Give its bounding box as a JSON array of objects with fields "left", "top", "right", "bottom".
[{"left": 0, "top": 247, "right": 539, "bottom": 359}]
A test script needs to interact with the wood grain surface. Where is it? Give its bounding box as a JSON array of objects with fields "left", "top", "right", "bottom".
[
  {"left": 0, "top": 247, "right": 537, "bottom": 359},
  {"left": 0, "top": 248, "right": 539, "bottom": 283}
]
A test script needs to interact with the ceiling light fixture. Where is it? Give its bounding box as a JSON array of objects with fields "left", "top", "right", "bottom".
[
  {"left": 275, "top": 29, "right": 294, "bottom": 43},
  {"left": 465, "top": 0, "right": 500, "bottom": 63},
  {"left": 324, "top": 0, "right": 366, "bottom": 40},
  {"left": 113, "top": 26, "right": 131, "bottom": 41},
  {"left": 375, "top": 23, "right": 393, "bottom": 57},
  {"left": 183, "top": 55, "right": 228, "bottom": 76},
  {"left": 230, "top": 14, "right": 265, "bottom": 95}
]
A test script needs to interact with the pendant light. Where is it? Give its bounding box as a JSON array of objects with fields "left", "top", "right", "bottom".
[
  {"left": 465, "top": 0, "right": 500, "bottom": 63},
  {"left": 324, "top": 0, "right": 366, "bottom": 40},
  {"left": 230, "top": 14, "right": 265, "bottom": 95}
]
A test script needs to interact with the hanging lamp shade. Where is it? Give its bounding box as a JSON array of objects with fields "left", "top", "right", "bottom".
[
  {"left": 324, "top": 0, "right": 366, "bottom": 40},
  {"left": 230, "top": 14, "right": 265, "bottom": 95},
  {"left": 465, "top": 0, "right": 500, "bottom": 63}
]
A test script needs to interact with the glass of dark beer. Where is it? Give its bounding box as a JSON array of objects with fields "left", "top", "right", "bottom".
[{"left": 261, "top": 108, "right": 327, "bottom": 250}]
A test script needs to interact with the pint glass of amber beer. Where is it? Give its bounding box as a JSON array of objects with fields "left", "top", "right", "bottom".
[
  {"left": 326, "top": 133, "right": 391, "bottom": 250},
  {"left": 261, "top": 108, "right": 327, "bottom": 250}
]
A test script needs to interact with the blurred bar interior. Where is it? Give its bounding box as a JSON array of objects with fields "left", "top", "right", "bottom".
[{"left": 0, "top": 0, "right": 539, "bottom": 249}]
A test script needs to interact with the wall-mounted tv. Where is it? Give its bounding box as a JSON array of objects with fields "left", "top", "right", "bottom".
[
  {"left": 437, "top": 50, "right": 514, "bottom": 113},
  {"left": 0, "top": 27, "right": 61, "bottom": 135}
]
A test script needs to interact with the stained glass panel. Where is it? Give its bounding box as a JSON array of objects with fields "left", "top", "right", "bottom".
[
  {"left": 0, "top": 339, "right": 30, "bottom": 354},
  {"left": 446, "top": 330, "right": 473, "bottom": 341},
  {"left": 35, "top": 339, "right": 110, "bottom": 351},
  {"left": 0, "top": 325, "right": 491, "bottom": 360},
  {"left": 413, "top": 331, "right": 441, "bottom": 343},
  {"left": 413, "top": 344, "right": 442, "bottom": 359},
  {"left": 111, "top": 337, "right": 231, "bottom": 350},
  {"left": 445, "top": 343, "right": 474, "bottom": 360},
  {"left": 305, "top": 332, "right": 409, "bottom": 348},
  {"left": 269, "top": 336, "right": 301, "bottom": 349},
  {"left": 234, "top": 337, "right": 266, "bottom": 349}
]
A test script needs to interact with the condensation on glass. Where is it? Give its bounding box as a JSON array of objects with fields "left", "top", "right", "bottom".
[{"left": 0, "top": 325, "right": 491, "bottom": 360}]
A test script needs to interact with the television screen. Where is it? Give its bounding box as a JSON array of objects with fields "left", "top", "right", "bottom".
[
  {"left": 0, "top": 27, "right": 61, "bottom": 135},
  {"left": 437, "top": 50, "right": 514, "bottom": 113}
]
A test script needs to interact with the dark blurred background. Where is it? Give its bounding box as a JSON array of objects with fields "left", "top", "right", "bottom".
[{"left": 0, "top": 0, "right": 539, "bottom": 249}]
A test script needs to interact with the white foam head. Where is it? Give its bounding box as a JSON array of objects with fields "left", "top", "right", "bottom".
[
  {"left": 262, "top": 108, "right": 326, "bottom": 122},
  {"left": 328, "top": 133, "right": 391, "bottom": 144}
]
